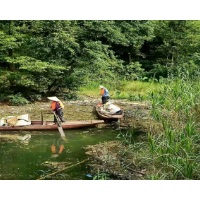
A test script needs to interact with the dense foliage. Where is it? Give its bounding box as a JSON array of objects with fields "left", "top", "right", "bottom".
[{"left": 1, "top": 20, "right": 200, "bottom": 103}]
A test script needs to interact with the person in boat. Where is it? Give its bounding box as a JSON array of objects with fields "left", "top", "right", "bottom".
[
  {"left": 104, "top": 102, "right": 122, "bottom": 115},
  {"left": 48, "top": 97, "right": 65, "bottom": 123},
  {"left": 99, "top": 85, "right": 109, "bottom": 104}
]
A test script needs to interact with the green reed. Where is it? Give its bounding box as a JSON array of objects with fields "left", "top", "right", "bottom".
[
  {"left": 80, "top": 69, "right": 200, "bottom": 179},
  {"left": 118, "top": 70, "right": 200, "bottom": 179},
  {"left": 144, "top": 71, "right": 200, "bottom": 179}
]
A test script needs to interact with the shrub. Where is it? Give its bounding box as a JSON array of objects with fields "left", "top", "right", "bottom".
[{"left": 8, "top": 93, "right": 30, "bottom": 105}]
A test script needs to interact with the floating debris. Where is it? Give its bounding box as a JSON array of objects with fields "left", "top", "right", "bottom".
[
  {"left": 40, "top": 161, "right": 71, "bottom": 170},
  {"left": 84, "top": 140, "right": 145, "bottom": 180}
]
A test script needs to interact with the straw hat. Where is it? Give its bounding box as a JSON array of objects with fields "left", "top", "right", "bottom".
[
  {"left": 47, "top": 96, "right": 60, "bottom": 101},
  {"left": 99, "top": 85, "right": 104, "bottom": 89}
]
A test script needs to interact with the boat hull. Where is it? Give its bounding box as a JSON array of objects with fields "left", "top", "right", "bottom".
[
  {"left": 95, "top": 103, "right": 124, "bottom": 121},
  {"left": 0, "top": 120, "right": 105, "bottom": 131}
]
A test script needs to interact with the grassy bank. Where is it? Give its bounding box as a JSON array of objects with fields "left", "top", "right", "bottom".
[
  {"left": 78, "top": 80, "right": 161, "bottom": 101},
  {"left": 80, "top": 76, "right": 200, "bottom": 179},
  {"left": 116, "top": 74, "right": 200, "bottom": 179}
]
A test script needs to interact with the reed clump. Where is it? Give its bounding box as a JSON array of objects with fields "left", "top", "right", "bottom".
[
  {"left": 123, "top": 71, "right": 200, "bottom": 179},
  {"left": 78, "top": 70, "right": 200, "bottom": 179}
]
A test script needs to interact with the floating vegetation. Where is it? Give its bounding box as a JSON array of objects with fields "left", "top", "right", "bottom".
[{"left": 85, "top": 140, "right": 146, "bottom": 180}]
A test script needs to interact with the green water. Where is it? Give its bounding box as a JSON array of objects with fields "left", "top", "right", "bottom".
[{"left": 0, "top": 127, "right": 139, "bottom": 180}]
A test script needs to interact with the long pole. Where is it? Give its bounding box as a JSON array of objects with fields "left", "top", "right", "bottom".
[
  {"left": 37, "top": 159, "right": 88, "bottom": 180},
  {"left": 53, "top": 111, "right": 66, "bottom": 137}
]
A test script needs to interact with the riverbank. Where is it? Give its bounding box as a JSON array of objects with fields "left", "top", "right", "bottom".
[
  {"left": 0, "top": 96, "right": 152, "bottom": 131},
  {"left": 0, "top": 95, "right": 159, "bottom": 180},
  {"left": 78, "top": 80, "right": 161, "bottom": 101}
]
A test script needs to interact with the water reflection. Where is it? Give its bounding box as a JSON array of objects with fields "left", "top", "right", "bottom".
[
  {"left": 51, "top": 137, "right": 65, "bottom": 158},
  {"left": 0, "top": 128, "right": 125, "bottom": 180},
  {"left": 18, "top": 134, "right": 31, "bottom": 144}
]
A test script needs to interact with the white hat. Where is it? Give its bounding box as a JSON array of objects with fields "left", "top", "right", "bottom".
[
  {"left": 99, "top": 85, "right": 104, "bottom": 89},
  {"left": 47, "top": 96, "right": 60, "bottom": 101}
]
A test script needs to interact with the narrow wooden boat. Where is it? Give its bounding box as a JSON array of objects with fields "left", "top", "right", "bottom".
[
  {"left": 0, "top": 120, "right": 105, "bottom": 131},
  {"left": 95, "top": 103, "right": 124, "bottom": 122}
]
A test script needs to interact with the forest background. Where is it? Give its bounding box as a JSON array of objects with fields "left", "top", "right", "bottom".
[
  {"left": 1, "top": 20, "right": 200, "bottom": 104},
  {"left": 1, "top": 18, "right": 200, "bottom": 183}
]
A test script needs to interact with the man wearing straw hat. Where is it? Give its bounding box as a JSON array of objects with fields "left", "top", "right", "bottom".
[{"left": 47, "top": 97, "right": 65, "bottom": 124}]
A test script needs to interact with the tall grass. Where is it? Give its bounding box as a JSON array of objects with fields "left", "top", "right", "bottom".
[
  {"left": 78, "top": 80, "right": 161, "bottom": 101},
  {"left": 135, "top": 71, "right": 200, "bottom": 179},
  {"left": 114, "top": 70, "right": 200, "bottom": 179},
  {"left": 80, "top": 70, "right": 200, "bottom": 179}
]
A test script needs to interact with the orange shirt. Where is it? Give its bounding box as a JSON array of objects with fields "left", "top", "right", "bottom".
[
  {"left": 51, "top": 101, "right": 57, "bottom": 110},
  {"left": 101, "top": 88, "right": 105, "bottom": 95},
  {"left": 51, "top": 101, "right": 64, "bottom": 110}
]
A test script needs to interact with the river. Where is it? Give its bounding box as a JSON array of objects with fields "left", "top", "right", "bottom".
[
  {"left": 0, "top": 98, "right": 149, "bottom": 180},
  {"left": 0, "top": 127, "right": 138, "bottom": 180}
]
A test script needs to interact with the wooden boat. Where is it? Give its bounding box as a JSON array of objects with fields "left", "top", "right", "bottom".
[
  {"left": 0, "top": 120, "right": 105, "bottom": 131},
  {"left": 95, "top": 103, "right": 124, "bottom": 122}
]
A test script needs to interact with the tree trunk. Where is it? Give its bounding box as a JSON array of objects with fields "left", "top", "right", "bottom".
[
  {"left": 9, "top": 48, "right": 14, "bottom": 71},
  {"left": 128, "top": 53, "right": 133, "bottom": 63},
  {"left": 129, "top": 46, "right": 134, "bottom": 64},
  {"left": 9, "top": 21, "right": 14, "bottom": 71}
]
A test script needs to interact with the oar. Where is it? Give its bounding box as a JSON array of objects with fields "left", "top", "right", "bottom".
[{"left": 53, "top": 111, "right": 66, "bottom": 138}]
